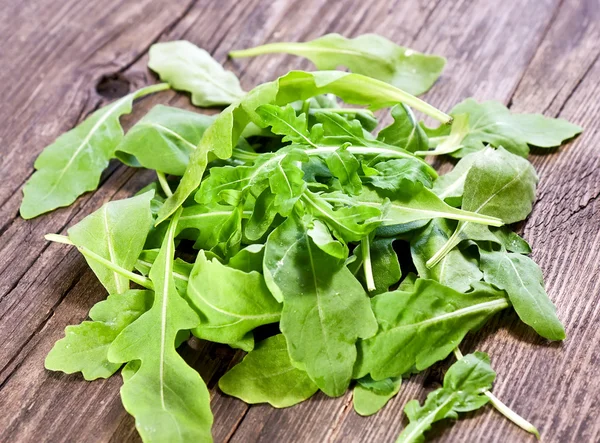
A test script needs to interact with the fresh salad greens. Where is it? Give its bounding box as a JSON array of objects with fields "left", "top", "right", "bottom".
[{"left": 25, "top": 35, "right": 581, "bottom": 442}]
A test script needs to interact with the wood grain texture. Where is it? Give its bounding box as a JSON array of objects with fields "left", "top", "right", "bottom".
[{"left": 0, "top": 0, "right": 598, "bottom": 442}]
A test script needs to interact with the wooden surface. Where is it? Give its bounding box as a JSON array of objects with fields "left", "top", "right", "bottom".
[{"left": 1, "top": 0, "right": 599, "bottom": 441}]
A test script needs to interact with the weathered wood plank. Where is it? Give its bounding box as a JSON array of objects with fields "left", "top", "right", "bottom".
[{"left": 1, "top": 0, "right": 599, "bottom": 442}]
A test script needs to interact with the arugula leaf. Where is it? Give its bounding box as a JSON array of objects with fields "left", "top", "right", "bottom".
[
  {"left": 256, "top": 104, "right": 315, "bottom": 146},
  {"left": 411, "top": 219, "right": 482, "bottom": 292},
  {"left": 323, "top": 145, "right": 362, "bottom": 195},
  {"left": 107, "top": 209, "right": 213, "bottom": 442},
  {"left": 227, "top": 244, "right": 265, "bottom": 273},
  {"left": 149, "top": 40, "right": 245, "bottom": 106},
  {"left": 363, "top": 158, "right": 433, "bottom": 194},
  {"left": 186, "top": 251, "right": 281, "bottom": 351},
  {"left": 355, "top": 279, "right": 509, "bottom": 380},
  {"left": 307, "top": 219, "right": 349, "bottom": 259},
  {"left": 219, "top": 334, "right": 319, "bottom": 407},
  {"left": 157, "top": 70, "right": 451, "bottom": 224},
  {"left": 301, "top": 190, "right": 382, "bottom": 242},
  {"left": 396, "top": 352, "right": 495, "bottom": 443},
  {"left": 353, "top": 375, "right": 402, "bottom": 416},
  {"left": 20, "top": 84, "right": 168, "bottom": 219},
  {"left": 230, "top": 33, "right": 446, "bottom": 95},
  {"left": 264, "top": 214, "right": 377, "bottom": 396},
  {"left": 45, "top": 289, "right": 153, "bottom": 380},
  {"left": 350, "top": 237, "right": 401, "bottom": 294},
  {"left": 480, "top": 249, "right": 565, "bottom": 340},
  {"left": 348, "top": 186, "right": 504, "bottom": 227},
  {"left": 421, "top": 99, "right": 582, "bottom": 157},
  {"left": 115, "top": 105, "right": 214, "bottom": 176},
  {"left": 427, "top": 147, "right": 537, "bottom": 267},
  {"left": 67, "top": 192, "right": 154, "bottom": 294},
  {"left": 432, "top": 149, "right": 483, "bottom": 206},
  {"left": 378, "top": 104, "right": 428, "bottom": 153}
]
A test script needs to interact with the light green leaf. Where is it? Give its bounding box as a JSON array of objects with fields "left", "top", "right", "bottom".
[
  {"left": 411, "top": 219, "right": 482, "bottom": 292},
  {"left": 157, "top": 70, "right": 451, "bottom": 224},
  {"left": 227, "top": 244, "right": 265, "bottom": 273},
  {"left": 427, "top": 147, "right": 538, "bottom": 267},
  {"left": 421, "top": 99, "right": 582, "bottom": 158},
  {"left": 20, "top": 84, "right": 168, "bottom": 219},
  {"left": 307, "top": 219, "right": 348, "bottom": 259},
  {"left": 187, "top": 251, "right": 281, "bottom": 351},
  {"left": 230, "top": 33, "right": 445, "bottom": 95},
  {"left": 256, "top": 103, "right": 315, "bottom": 146},
  {"left": 432, "top": 149, "right": 483, "bottom": 206},
  {"left": 149, "top": 40, "right": 245, "bottom": 106},
  {"left": 115, "top": 105, "right": 214, "bottom": 176},
  {"left": 363, "top": 158, "right": 433, "bottom": 195},
  {"left": 45, "top": 289, "right": 153, "bottom": 380},
  {"left": 348, "top": 186, "right": 503, "bottom": 228},
  {"left": 356, "top": 279, "right": 509, "bottom": 380},
  {"left": 264, "top": 215, "right": 377, "bottom": 396},
  {"left": 350, "top": 237, "right": 401, "bottom": 295},
  {"left": 67, "top": 192, "right": 154, "bottom": 294},
  {"left": 219, "top": 334, "right": 319, "bottom": 407},
  {"left": 323, "top": 145, "right": 362, "bottom": 195},
  {"left": 378, "top": 104, "right": 428, "bottom": 153},
  {"left": 108, "top": 209, "right": 213, "bottom": 442},
  {"left": 353, "top": 375, "right": 402, "bottom": 416},
  {"left": 480, "top": 249, "right": 565, "bottom": 340},
  {"left": 397, "top": 352, "right": 495, "bottom": 443},
  {"left": 302, "top": 190, "right": 382, "bottom": 242}
]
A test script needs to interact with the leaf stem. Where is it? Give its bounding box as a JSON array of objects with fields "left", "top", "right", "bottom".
[
  {"left": 44, "top": 234, "right": 154, "bottom": 290},
  {"left": 314, "top": 108, "right": 375, "bottom": 117},
  {"left": 132, "top": 82, "right": 171, "bottom": 99},
  {"left": 157, "top": 171, "right": 173, "bottom": 197},
  {"left": 361, "top": 237, "right": 376, "bottom": 292},
  {"left": 453, "top": 348, "right": 540, "bottom": 440}
]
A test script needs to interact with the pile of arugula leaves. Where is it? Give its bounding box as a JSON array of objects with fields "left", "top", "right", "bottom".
[{"left": 25, "top": 34, "right": 582, "bottom": 442}]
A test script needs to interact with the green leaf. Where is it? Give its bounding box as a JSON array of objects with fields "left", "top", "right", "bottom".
[
  {"left": 355, "top": 279, "right": 509, "bottom": 380},
  {"left": 421, "top": 99, "right": 582, "bottom": 158},
  {"left": 45, "top": 289, "right": 153, "bottom": 380},
  {"left": 323, "top": 145, "right": 362, "bottom": 195},
  {"left": 108, "top": 209, "right": 213, "bottom": 442},
  {"left": 157, "top": 70, "right": 451, "bottom": 224},
  {"left": 230, "top": 33, "right": 446, "bottom": 95},
  {"left": 348, "top": 186, "right": 504, "bottom": 228},
  {"left": 363, "top": 158, "right": 433, "bottom": 195},
  {"left": 245, "top": 188, "right": 278, "bottom": 241},
  {"left": 307, "top": 219, "right": 349, "bottom": 259},
  {"left": 149, "top": 40, "right": 245, "bottom": 106},
  {"left": 432, "top": 149, "right": 483, "bottom": 206},
  {"left": 302, "top": 190, "right": 382, "bottom": 242},
  {"left": 256, "top": 103, "right": 315, "bottom": 146},
  {"left": 264, "top": 215, "right": 377, "bottom": 396},
  {"left": 396, "top": 352, "right": 495, "bottom": 443},
  {"left": 67, "top": 192, "right": 154, "bottom": 294},
  {"left": 427, "top": 147, "right": 538, "bottom": 267},
  {"left": 186, "top": 251, "right": 281, "bottom": 351},
  {"left": 411, "top": 219, "right": 482, "bottom": 292},
  {"left": 378, "top": 104, "right": 428, "bottom": 153},
  {"left": 350, "top": 237, "right": 401, "bottom": 294},
  {"left": 219, "top": 334, "right": 318, "bottom": 407},
  {"left": 353, "top": 375, "right": 402, "bottom": 416},
  {"left": 115, "top": 105, "right": 214, "bottom": 176},
  {"left": 480, "top": 249, "right": 565, "bottom": 340},
  {"left": 20, "top": 84, "right": 168, "bottom": 219},
  {"left": 227, "top": 244, "right": 265, "bottom": 273}
]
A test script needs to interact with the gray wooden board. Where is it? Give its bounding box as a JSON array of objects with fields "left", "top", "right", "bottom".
[{"left": 0, "top": 0, "right": 598, "bottom": 442}]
